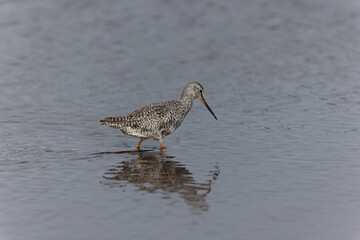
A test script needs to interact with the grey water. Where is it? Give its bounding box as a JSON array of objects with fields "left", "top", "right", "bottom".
[{"left": 1, "top": 0, "right": 360, "bottom": 239}]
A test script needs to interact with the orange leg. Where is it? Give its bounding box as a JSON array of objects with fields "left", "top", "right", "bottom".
[
  {"left": 136, "top": 139, "right": 143, "bottom": 150},
  {"left": 159, "top": 142, "right": 165, "bottom": 150}
]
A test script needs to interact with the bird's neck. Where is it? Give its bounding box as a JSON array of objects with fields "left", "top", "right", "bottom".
[{"left": 179, "top": 94, "right": 195, "bottom": 112}]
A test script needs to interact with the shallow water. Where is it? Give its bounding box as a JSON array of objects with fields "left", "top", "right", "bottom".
[{"left": 2, "top": 0, "right": 360, "bottom": 239}]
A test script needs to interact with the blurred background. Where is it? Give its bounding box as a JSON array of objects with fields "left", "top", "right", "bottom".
[{"left": 1, "top": 0, "right": 360, "bottom": 239}]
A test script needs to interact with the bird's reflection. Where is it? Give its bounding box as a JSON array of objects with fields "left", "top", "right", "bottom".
[{"left": 101, "top": 150, "right": 219, "bottom": 213}]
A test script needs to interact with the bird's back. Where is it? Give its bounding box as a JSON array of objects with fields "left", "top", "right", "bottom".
[{"left": 100, "top": 100, "right": 187, "bottom": 139}]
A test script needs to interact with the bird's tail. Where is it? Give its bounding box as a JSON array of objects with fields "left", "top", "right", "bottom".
[
  {"left": 99, "top": 118, "right": 109, "bottom": 125},
  {"left": 99, "top": 117, "right": 124, "bottom": 128}
]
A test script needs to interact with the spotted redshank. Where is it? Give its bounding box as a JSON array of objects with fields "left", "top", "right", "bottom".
[{"left": 100, "top": 82, "right": 217, "bottom": 150}]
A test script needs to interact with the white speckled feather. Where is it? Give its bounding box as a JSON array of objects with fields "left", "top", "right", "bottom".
[{"left": 100, "top": 82, "right": 217, "bottom": 148}]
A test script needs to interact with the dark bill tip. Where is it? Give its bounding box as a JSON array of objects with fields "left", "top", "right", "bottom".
[{"left": 200, "top": 96, "right": 217, "bottom": 120}]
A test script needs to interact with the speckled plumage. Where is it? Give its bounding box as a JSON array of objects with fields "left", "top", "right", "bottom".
[{"left": 100, "top": 82, "right": 217, "bottom": 149}]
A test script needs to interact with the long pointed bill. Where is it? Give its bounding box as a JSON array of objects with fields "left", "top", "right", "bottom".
[{"left": 200, "top": 95, "right": 217, "bottom": 120}]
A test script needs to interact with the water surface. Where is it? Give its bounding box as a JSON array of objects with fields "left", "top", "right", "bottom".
[{"left": 1, "top": 0, "right": 360, "bottom": 239}]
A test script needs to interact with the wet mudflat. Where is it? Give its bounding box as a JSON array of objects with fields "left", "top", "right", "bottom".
[{"left": 1, "top": 0, "right": 360, "bottom": 239}]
